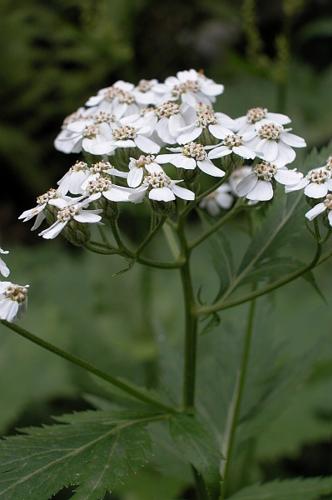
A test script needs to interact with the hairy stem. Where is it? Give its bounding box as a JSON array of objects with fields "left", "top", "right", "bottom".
[
  {"left": 0, "top": 320, "right": 176, "bottom": 413},
  {"left": 220, "top": 299, "right": 256, "bottom": 499}
]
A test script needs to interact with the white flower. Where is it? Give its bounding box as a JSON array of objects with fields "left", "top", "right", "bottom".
[
  {"left": 0, "top": 248, "right": 10, "bottom": 277},
  {"left": 305, "top": 193, "right": 332, "bottom": 226},
  {"left": 157, "top": 142, "right": 225, "bottom": 177},
  {"left": 154, "top": 69, "right": 224, "bottom": 106},
  {"left": 38, "top": 201, "right": 102, "bottom": 240},
  {"left": 109, "top": 113, "right": 160, "bottom": 154},
  {"left": 81, "top": 173, "right": 131, "bottom": 202},
  {"left": 129, "top": 164, "right": 195, "bottom": 203},
  {"left": 86, "top": 81, "right": 139, "bottom": 117},
  {"left": 200, "top": 184, "right": 234, "bottom": 215},
  {"left": 244, "top": 120, "right": 306, "bottom": 166},
  {"left": 57, "top": 161, "right": 91, "bottom": 195},
  {"left": 0, "top": 282, "right": 29, "bottom": 322},
  {"left": 18, "top": 188, "right": 68, "bottom": 231},
  {"left": 234, "top": 107, "right": 291, "bottom": 135},
  {"left": 133, "top": 79, "right": 160, "bottom": 105},
  {"left": 228, "top": 166, "right": 253, "bottom": 194},
  {"left": 207, "top": 132, "right": 256, "bottom": 161},
  {"left": 54, "top": 107, "right": 97, "bottom": 154},
  {"left": 127, "top": 155, "right": 161, "bottom": 188},
  {"left": 154, "top": 101, "right": 188, "bottom": 144},
  {"left": 236, "top": 161, "right": 303, "bottom": 201},
  {"left": 175, "top": 103, "right": 236, "bottom": 145},
  {"left": 286, "top": 167, "right": 332, "bottom": 199}
]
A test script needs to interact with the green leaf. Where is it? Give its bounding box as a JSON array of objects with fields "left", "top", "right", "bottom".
[
  {"left": 0, "top": 410, "right": 164, "bottom": 500},
  {"left": 228, "top": 477, "right": 332, "bottom": 499},
  {"left": 169, "top": 413, "right": 221, "bottom": 485}
]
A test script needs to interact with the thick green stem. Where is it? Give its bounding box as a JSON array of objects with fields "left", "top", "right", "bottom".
[
  {"left": 220, "top": 299, "right": 256, "bottom": 499},
  {"left": 0, "top": 320, "right": 175, "bottom": 413},
  {"left": 180, "top": 259, "right": 198, "bottom": 410}
]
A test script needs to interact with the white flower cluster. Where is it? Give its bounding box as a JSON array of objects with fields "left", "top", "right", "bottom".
[
  {"left": 20, "top": 69, "right": 309, "bottom": 240},
  {"left": 0, "top": 247, "right": 29, "bottom": 322},
  {"left": 296, "top": 155, "right": 332, "bottom": 227}
]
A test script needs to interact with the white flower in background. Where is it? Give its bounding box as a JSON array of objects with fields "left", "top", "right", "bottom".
[
  {"left": 0, "top": 248, "right": 10, "bottom": 277},
  {"left": 244, "top": 121, "right": 306, "bottom": 166},
  {"left": 0, "top": 282, "right": 29, "bottom": 322},
  {"left": 305, "top": 194, "right": 332, "bottom": 226},
  {"left": 109, "top": 113, "right": 160, "bottom": 154},
  {"left": 38, "top": 201, "right": 102, "bottom": 240},
  {"left": 129, "top": 164, "right": 195, "bottom": 203},
  {"left": 157, "top": 142, "right": 225, "bottom": 177},
  {"left": 207, "top": 132, "right": 256, "bottom": 161},
  {"left": 234, "top": 107, "right": 291, "bottom": 135},
  {"left": 127, "top": 155, "right": 162, "bottom": 187},
  {"left": 154, "top": 69, "right": 224, "bottom": 106},
  {"left": 86, "top": 81, "right": 139, "bottom": 117},
  {"left": 18, "top": 188, "right": 69, "bottom": 231},
  {"left": 133, "top": 79, "right": 160, "bottom": 105},
  {"left": 236, "top": 161, "right": 303, "bottom": 201},
  {"left": 286, "top": 167, "right": 332, "bottom": 199},
  {"left": 175, "top": 103, "right": 236, "bottom": 144},
  {"left": 81, "top": 174, "right": 131, "bottom": 202},
  {"left": 200, "top": 184, "right": 234, "bottom": 215},
  {"left": 228, "top": 166, "right": 253, "bottom": 193}
]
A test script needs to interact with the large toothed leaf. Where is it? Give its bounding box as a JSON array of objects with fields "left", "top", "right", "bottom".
[
  {"left": 228, "top": 477, "right": 332, "bottom": 500},
  {"left": 0, "top": 410, "right": 163, "bottom": 500}
]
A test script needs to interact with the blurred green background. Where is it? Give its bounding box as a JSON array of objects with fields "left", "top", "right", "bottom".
[{"left": 1, "top": 0, "right": 332, "bottom": 498}]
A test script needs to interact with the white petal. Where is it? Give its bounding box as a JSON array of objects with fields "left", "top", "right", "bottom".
[
  {"left": 0, "top": 259, "right": 9, "bottom": 278},
  {"left": 0, "top": 299, "right": 19, "bottom": 322},
  {"left": 74, "top": 212, "right": 102, "bottom": 223},
  {"left": 257, "top": 140, "right": 278, "bottom": 162},
  {"left": 246, "top": 180, "right": 273, "bottom": 201},
  {"left": 281, "top": 132, "right": 306, "bottom": 148},
  {"left": 233, "top": 145, "right": 256, "bottom": 159},
  {"left": 197, "top": 160, "right": 225, "bottom": 177},
  {"left": 274, "top": 169, "right": 303, "bottom": 186},
  {"left": 177, "top": 127, "right": 202, "bottom": 144},
  {"left": 39, "top": 221, "right": 67, "bottom": 239},
  {"left": 266, "top": 112, "right": 291, "bottom": 125},
  {"left": 172, "top": 184, "right": 195, "bottom": 200},
  {"left": 168, "top": 114, "right": 185, "bottom": 136},
  {"left": 135, "top": 135, "right": 160, "bottom": 154},
  {"left": 236, "top": 173, "right": 258, "bottom": 197},
  {"left": 200, "top": 81, "right": 224, "bottom": 96},
  {"left": 328, "top": 211, "right": 332, "bottom": 226},
  {"left": 103, "top": 187, "right": 131, "bottom": 202},
  {"left": 127, "top": 167, "right": 144, "bottom": 188},
  {"left": 208, "top": 146, "right": 231, "bottom": 160},
  {"left": 149, "top": 187, "right": 175, "bottom": 202},
  {"left": 275, "top": 142, "right": 296, "bottom": 166},
  {"left": 208, "top": 125, "right": 232, "bottom": 140},
  {"left": 304, "top": 183, "right": 328, "bottom": 199},
  {"left": 305, "top": 203, "right": 326, "bottom": 221}
]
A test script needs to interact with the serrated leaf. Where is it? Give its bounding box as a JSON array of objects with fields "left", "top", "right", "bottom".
[
  {"left": 228, "top": 477, "right": 332, "bottom": 499},
  {"left": 169, "top": 413, "right": 221, "bottom": 486},
  {"left": 0, "top": 410, "right": 164, "bottom": 500}
]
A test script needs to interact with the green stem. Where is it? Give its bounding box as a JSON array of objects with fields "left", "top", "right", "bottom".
[
  {"left": 220, "top": 299, "right": 256, "bottom": 500},
  {"left": 136, "top": 216, "right": 166, "bottom": 256},
  {"left": 190, "top": 201, "right": 242, "bottom": 250},
  {"left": 177, "top": 223, "right": 197, "bottom": 410},
  {"left": 0, "top": 320, "right": 176, "bottom": 413}
]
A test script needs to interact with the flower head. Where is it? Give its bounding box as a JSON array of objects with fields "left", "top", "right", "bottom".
[{"left": 0, "top": 282, "right": 29, "bottom": 322}]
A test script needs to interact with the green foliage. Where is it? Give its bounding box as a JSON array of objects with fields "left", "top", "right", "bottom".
[
  {"left": 0, "top": 410, "right": 158, "bottom": 499},
  {"left": 228, "top": 477, "right": 332, "bottom": 500}
]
